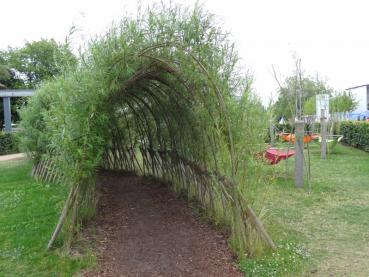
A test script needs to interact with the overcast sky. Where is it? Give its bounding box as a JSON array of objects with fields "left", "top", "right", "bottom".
[{"left": 1, "top": 0, "right": 368, "bottom": 104}]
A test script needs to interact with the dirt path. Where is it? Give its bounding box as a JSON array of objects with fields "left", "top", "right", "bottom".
[{"left": 83, "top": 171, "right": 242, "bottom": 277}]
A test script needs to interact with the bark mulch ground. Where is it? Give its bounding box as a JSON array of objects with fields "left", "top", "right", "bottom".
[{"left": 83, "top": 171, "right": 243, "bottom": 277}]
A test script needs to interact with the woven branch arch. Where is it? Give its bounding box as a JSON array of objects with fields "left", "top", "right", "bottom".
[{"left": 21, "top": 5, "right": 274, "bottom": 256}]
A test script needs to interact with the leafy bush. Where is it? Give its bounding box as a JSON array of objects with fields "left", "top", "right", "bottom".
[
  {"left": 340, "top": 121, "right": 369, "bottom": 152},
  {"left": 0, "top": 132, "right": 19, "bottom": 155}
]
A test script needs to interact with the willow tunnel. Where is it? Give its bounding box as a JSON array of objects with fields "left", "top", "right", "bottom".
[{"left": 21, "top": 5, "right": 275, "bottom": 257}]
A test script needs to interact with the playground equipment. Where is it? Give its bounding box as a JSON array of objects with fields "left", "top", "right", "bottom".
[
  {"left": 269, "top": 120, "right": 309, "bottom": 188},
  {"left": 254, "top": 145, "right": 295, "bottom": 165},
  {"left": 264, "top": 147, "right": 295, "bottom": 165},
  {"left": 319, "top": 135, "right": 343, "bottom": 153},
  {"left": 278, "top": 132, "right": 318, "bottom": 144}
]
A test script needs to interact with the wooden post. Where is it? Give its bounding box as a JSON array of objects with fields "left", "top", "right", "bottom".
[
  {"left": 269, "top": 120, "right": 274, "bottom": 146},
  {"left": 3, "top": 97, "right": 11, "bottom": 133},
  {"left": 320, "top": 109, "right": 327, "bottom": 159},
  {"left": 294, "top": 120, "right": 304, "bottom": 188}
]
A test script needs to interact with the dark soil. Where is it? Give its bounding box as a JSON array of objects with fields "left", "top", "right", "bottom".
[{"left": 83, "top": 171, "right": 243, "bottom": 277}]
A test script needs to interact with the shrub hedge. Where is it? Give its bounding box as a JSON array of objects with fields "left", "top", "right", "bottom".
[
  {"left": 0, "top": 132, "right": 19, "bottom": 155},
  {"left": 340, "top": 121, "right": 369, "bottom": 152}
]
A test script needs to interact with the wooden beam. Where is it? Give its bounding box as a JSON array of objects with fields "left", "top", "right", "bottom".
[{"left": 0, "top": 89, "right": 35, "bottom": 97}]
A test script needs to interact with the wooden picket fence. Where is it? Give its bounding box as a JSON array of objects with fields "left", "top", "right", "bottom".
[{"left": 31, "top": 156, "right": 68, "bottom": 185}]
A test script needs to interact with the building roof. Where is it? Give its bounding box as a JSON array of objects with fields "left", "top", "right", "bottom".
[{"left": 346, "top": 84, "right": 369, "bottom": 90}]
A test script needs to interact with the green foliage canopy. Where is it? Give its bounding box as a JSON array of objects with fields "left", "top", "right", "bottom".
[
  {"left": 274, "top": 76, "right": 332, "bottom": 120},
  {"left": 0, "top": 38, "right": 76, "bottom": 129},
  {"left": 0, "top": 39, "right": 77, "bottom": 88},
  {"left": 330, "top": 91, "right": 357, "bottom": 113},
  {"left": 302, "top": 91, "right": 357, "bottom": 117},
  {"left": 303, "top": 95, "right": 316, "bottom": 115}
]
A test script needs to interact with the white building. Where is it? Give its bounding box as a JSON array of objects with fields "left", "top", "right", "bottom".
[{"left": 346, "top": 84, "right": 369, "bottom": 120}]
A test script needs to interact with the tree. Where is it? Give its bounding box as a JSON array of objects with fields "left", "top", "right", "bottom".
[
  {"left": 303, "top": 95, "right": 316, "bottom": 115},
  {"left": 301, "top": 90, "right": 357, "bottom": 120},
  {"left": 0, "top": 57, "right": 11, "bottom": 86},
  {"left": 0, "top": 38, "right": 77, "bottom": 128},
  {"left": 273, "top": 75, "right": 333, "bottom": 120},
  {"left": 0, "top": 64, "right": 24, "bottom": 89},
  {"left": 330, "top": 91, "right": 357, "bottom": 114},
  {"left": 1, "top": 39, "right": 77, "bottom": 88}
]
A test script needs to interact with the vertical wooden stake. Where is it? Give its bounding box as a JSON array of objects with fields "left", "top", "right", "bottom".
[
  {"left": 294, "top": 120, "right": 304, "bottom": 188},
  {"left": 320, "top": 110, "right": 327, "bottom": 159}
]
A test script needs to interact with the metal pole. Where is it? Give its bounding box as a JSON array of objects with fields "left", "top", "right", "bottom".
[
  {"left": 3, "top": 97, "right": 12, "bottom": 133},
  {"left": 320, "top": 109, "right": 327, "bottom": 159},
  {"left": 294, "top": 120, "right": 304, "bottom": 188}
]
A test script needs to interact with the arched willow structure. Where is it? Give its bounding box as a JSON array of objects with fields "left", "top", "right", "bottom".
[{"left": 20, "top": 5, "right": 273, "bottom": 256}]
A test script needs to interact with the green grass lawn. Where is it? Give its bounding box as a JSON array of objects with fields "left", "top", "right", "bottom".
[
  {"left": 241, "top": 143, "right": 369, "bottom": 276},
  {"left": 0, "top": 160, "right": 94, "bottom": 276},
  {"left": 1, "top": 144, "right": 369, "bottom": 276}
]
